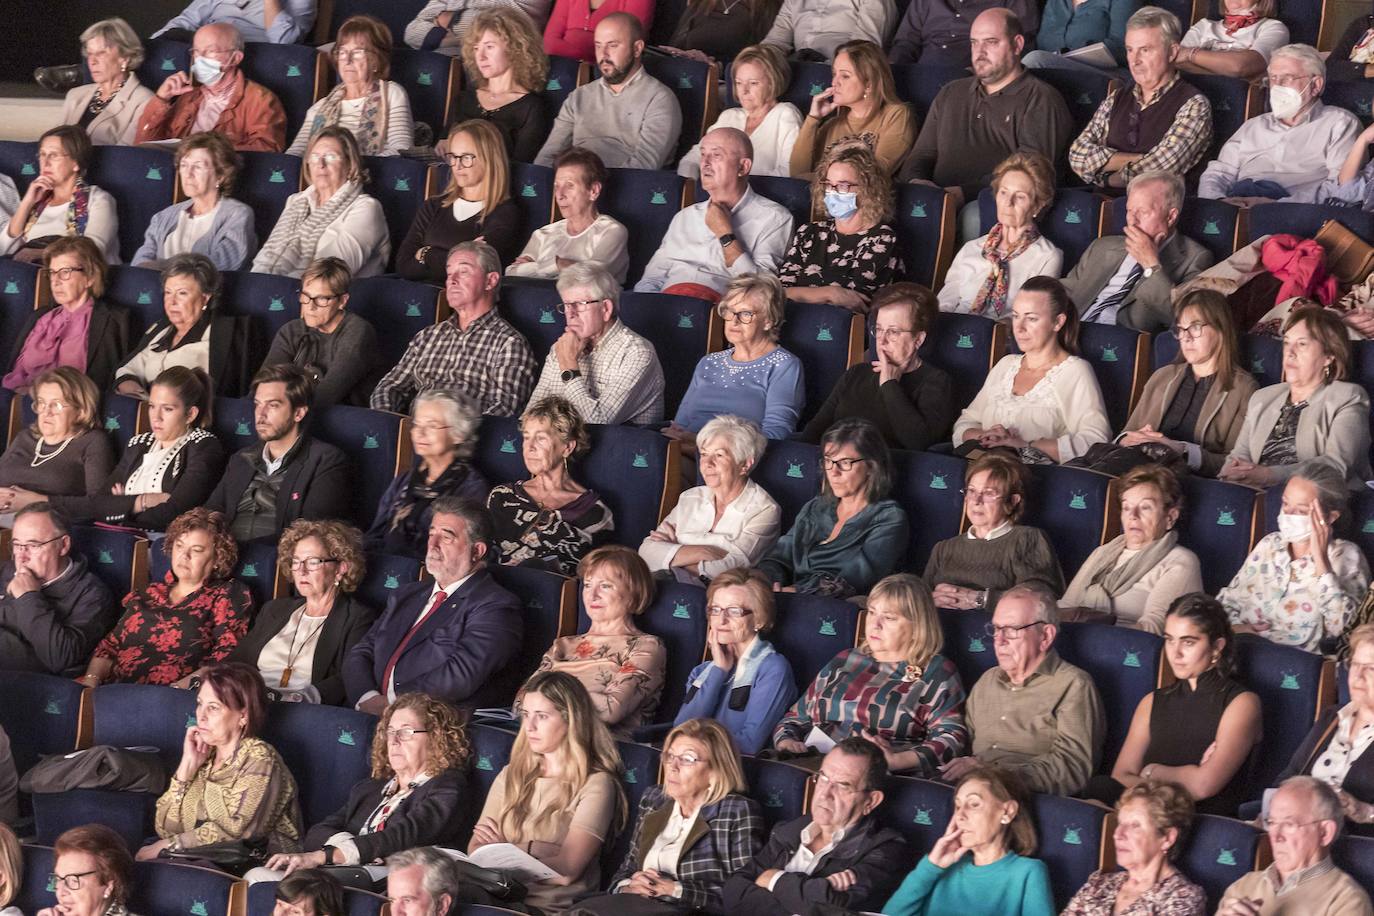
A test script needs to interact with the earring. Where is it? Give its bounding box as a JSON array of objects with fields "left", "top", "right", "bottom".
[{"left": 1000, "top": 816, "right": 1011, "bottom": 824}]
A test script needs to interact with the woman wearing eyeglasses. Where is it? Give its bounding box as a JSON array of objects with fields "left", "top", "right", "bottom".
[
  {"left": 132, "top": 132, "right": 256, "bottom": 272},
  {"left": 366, "top": 389, "right": 489, "bottom": 560},
  {"left": 0, "top": 367, "right": 113, "bottom": 512},
  {"left": 2, "top": 125, "right": 118, "bottom": 265},
  {"left": 228, "top": 520, "right": 376, "bottom": 705},
  {"left": 252, "top": 127, "right": 391, "bottom": 279},
  {"left": 38, "top": 825, "right": 139, "bottom": 916},
  {"left": 286, "top": 16, "right": 414, "bottom": 158},
  {"left": 259, "top": 257, "right": 384, "bottom": 410},
  {"left": 396, "top": 119, "right": 521, "bottom": 284}
]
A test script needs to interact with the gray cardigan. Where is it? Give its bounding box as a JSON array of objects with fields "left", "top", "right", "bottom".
[
  {"left": 131, "top": 198, "right": 257, "bottom": 272},
  {"left": 1227, "top": 380, "right": 1372, "bottom": 491}
]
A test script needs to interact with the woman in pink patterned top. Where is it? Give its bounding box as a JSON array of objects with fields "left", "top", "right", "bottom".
[{"left": 81, "top": 508, "right": 253, "bottom": 687}]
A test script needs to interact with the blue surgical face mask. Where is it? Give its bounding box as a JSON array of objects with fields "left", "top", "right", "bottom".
[
  {"left": 824, "top": 190, "right": 858, "bottom": 220},
  {"left": 191, "top": 55, "right": 225, "bottom": 86}
]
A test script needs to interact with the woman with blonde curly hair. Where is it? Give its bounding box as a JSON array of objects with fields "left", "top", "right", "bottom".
[
  {"left": 260, "top": 693, "right": 470, "bottom": 882},
  {"left": 229, "top": 520, "right": 376, "bottom": 705},
  {"left": 779, "top": 145, "right": 903, "bottom": 313},
  {"left": 472, "top": 671, "right": 625, "bottom": 914},
  {"left": 81, "top": 508, "right": 252, "bottom": 687},
  {"left": 454, "top": 8, "right": 550, "bottom": 163}
]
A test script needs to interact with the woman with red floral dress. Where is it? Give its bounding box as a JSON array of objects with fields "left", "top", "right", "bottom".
[{"left": 80, "top": 508, "right": 254, "bottom": 687}]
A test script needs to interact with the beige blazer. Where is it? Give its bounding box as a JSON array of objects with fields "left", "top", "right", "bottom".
[
  {"left": 62, "top": 76, "right": 155, "bottom": 146},
  {"left": 1227, "top": 380, "right": 1373, "bottom": 490},
  {"left": 1122, "top": 362, "right": 1258, "bottom": 476}
]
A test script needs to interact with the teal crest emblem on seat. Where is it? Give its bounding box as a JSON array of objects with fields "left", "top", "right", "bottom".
[
  {"left": 417, "top": 71, "right": 434, "bottom": 86},
  {"left": 145, "top": 166, "right": 163, "bottom": 181},
  {"left": 1203, "top": 219, "right": 1221, "bottom": 236},
  {"left": 285, "top": 64, "right": 302, "bottom": 77},
  {"left": 405, "top": 301, "right": 422, "bottom": 317},
  {"left": 2, "top": 282, "right": 16, "bottom": 295},
  {"left": 242, "top": 563, "right": 258, "bottom": 577},
  {"left": 677, "top": 313, "right": 694, "bottom": 329},
  {"left": 968, "top": 636, "right": 986, "bottom": 652},
  {"left": 910, "top": 202, "right": 927, "bottom": 218},
  {"left": 632, "top": 451, "right": 649, "bottom": 468},
  {"left": 1100, "top": 344, "right": 1117, "bottom": 362},
  {"left": 929, "top": 473, "right": 948, "bottom": 490},
  {"left": 1280, "top": 671, "right": 1300, "bottom": 690},
  {"left": 1063, "top": 208, "right": 1082, "bottom": 225},
  {"left": 105, "top": 416, "right": 120, "bottom": 431},
  {"left": 1122, "top": 650, "right": 1141, "bottom": 668},
  {"left": 539, "top": 307, "right": 556, "bottom": 323},
  {"left": 786, "top": 461, "right": 804, "bottom": 479},
  {"left": 1216, "top": 508, "right": 1236, "bottom": 526},
  {"left": 1062, "top": 826, "right": 1083, "bottom": 845},
  {"left": 650, "top": 190, "right": 668, "bottom": 205},
  {"left": 363, "top": 434, "right": 379, "bottom": 449},
  {"left": 236, "top": 420, "right": 251, "bottom": 437},
  {"left": 138, "top": 291, "right": 153, "bottom": 304},
  {"left": 268, "top": 296, "right": 285, "bottom": 311},
  {"left": 1217, "top": 848, "right": 1237, "bottom": 866},
  {"left": 913, "top": 807, "right": 933, "bottom": 826},
  {"left": 672, "top": 601, "right": 691, "bottom": 619},
  {"left": 269, "top": 169, "right": 286, "bottom": 183},
  {"left": 815, "top": 325, "right": 833, "bottom": 341},
  {"left": 337, "top": 730, "right": 356, "bottom": 746},
  {"left": 384, "top": 574, "right": 399, "bottom": 589},
  {"left": 500, "top": 438, "right": 517, "bottom": 453},
  {"left": 956, "top": 333, "right": 974, "bottom": 349},
  {"left": 1068, "top": 491, "right": 1088, "bottom": 509},
  {"left": 818, "top": 618, "right": 837, "bottom": 636},
  {"left": 394, "top": 177, "right": 411, "bottom": 191}
]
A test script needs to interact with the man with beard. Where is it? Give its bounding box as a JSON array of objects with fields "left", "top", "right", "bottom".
[
  {"left": 535, "top": 12, "right": 682, "bottom": 169},
  {"left": 898, "top": 8, "right": 1074, "bottom": 210}
]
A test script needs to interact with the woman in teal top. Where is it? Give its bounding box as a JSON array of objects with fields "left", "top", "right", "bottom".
[
  {"left": 1023, "top": 0, "right": 1133, "bottom": 72},
  {"left": 885, "top": 766, "right": 1055, "bottom": 916}
]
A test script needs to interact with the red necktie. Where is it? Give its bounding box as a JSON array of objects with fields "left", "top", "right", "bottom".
[{"left": 380, "top": 590, "right": 447, "bottom": 697}]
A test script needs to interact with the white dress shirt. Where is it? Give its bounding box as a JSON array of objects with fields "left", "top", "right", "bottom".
[
  {"left": 767, "top": 822, "right": 848, "bottom": 889},
  {"left": 1199, "top": 103, "right": 1361, "bottom": 203},
  {"left": 638, "top": 480, "right": 782, "bottom": 579},
  {"left": 1181, "top": 17, "right": 1289, "bottom": 60},
  {"left": 937, "top": 234, "right": 1062, "bottom": 314},
  {"left": 678, "top": 105, "right": 805, "bottom": 180},
  {"left": 635, "top": 187, "right": 795, "bottom": 295}
]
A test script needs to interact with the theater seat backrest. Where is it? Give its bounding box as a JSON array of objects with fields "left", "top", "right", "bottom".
[
  {"left": 938, "top": 608, "right": 997, "bottom": 691},
  {"left": 488, "top": 563, "right": 575, "bottom": 683},
  {"left": 1176, "top": 476, "right": 1263, "bottom": 594},
  {"left": 1021, "top": 465, "right": 1113, "bottom": 582},
  {"left": 1055, "top": 622, "right": 1164, "bottom": 769},
  {"left": 309, "top": 404, "right": 411, "bottom": 529},
  {"left": 1233, "top": 633, "right": 1335, "bottom": 800},
  {"left": 0, "top": 141, "right": 38, "bottom": 196},
  {"left": 580, "top": 423, "right": 679, "bottom": 548},
  {"left": 87, "top": 146, "right": 177, "bottom": 264},
  {"left": 891, "top": 449, "right": 968, "bottom": 574},
  {"left": 896, "top": 183, "right": 957, "bottom": 289},
  {"left": 0, "top": 672, "right": 84, "bottom": 774},
  {"left": 262, "top": 703, "right": 377, "bottom": 826},
  {"left": 14, "top": 844, "right": 55, "bottom": 915},
  {"left": 128, "top": 860, "right": 243, "bottom": 916},
  {"left": 69, "top": 526, "right": 149, "bottom": 603},
  {"left": 91, "top": 683, "right": 198, "bottom": 767},
  {"left": 751, "top": 439, "right": 822, "bottom": 532},
  {"left": 1178, "top": 813, "right": 1270, "bottom": 912},
  {"left": 1033, "top": 794, "right": 1111, "bottom": 909},
  {"left": 232, "top": 151, "right": 301, "bottom": 249},
  {"left": 598, "top": 168, "right": 688, "bottom": 285},
  {"left": 741, "top": 755, "right": 813, "bottom": 830},
  {"left": 777, "top": 301, "right": 863, "bottom": 426},
  {"left": 876, "top": 776, "right": 954, "bottom": 856},
  {"left": 772, "top": 592, "right": 859, "bottom": 691},
  {"left": 618, "top": 291, "right": 717, "bottom": 418},
  {"left": 920, "top": 312, "right": 1006, "bottom": 414}
]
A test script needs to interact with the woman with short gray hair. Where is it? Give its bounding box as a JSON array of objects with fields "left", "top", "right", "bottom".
[
  {"left": 640, "top": 415, "right": 781, "bottom": 582},
  {"left": 365, "top": 388, "right": 489, "bottom": 558},
  {"left": 61, "top": 18, "right": 154, "bottom": 146}
]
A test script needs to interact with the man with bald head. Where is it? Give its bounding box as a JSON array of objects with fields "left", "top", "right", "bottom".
[
  {"left": 635, "top": 127, "right": 794, "bottom": 299},
  {"left": 134, "top": 23, "right": 287, "bottom": 151},
  {"left": 890, "top": 0, "right": 1039, "bottom": 66},
  {"left": 535, "top": 13, "right": 682, "bottom": 169}
]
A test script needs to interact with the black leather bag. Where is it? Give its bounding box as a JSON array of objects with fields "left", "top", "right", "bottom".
[
  {"left": 160, "top": 838, "right": 268, "bottom": 876},
  {"left": 451, "top": 859, "right": 528, "bottom": 903}
]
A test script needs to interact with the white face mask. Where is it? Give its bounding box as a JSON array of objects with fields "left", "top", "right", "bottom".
[
  {"left": 1269, "top": 84, "right": 1306, "bottom": 120},
  {"left": 1277, "top": 511, "right": 1314, "bottom": 544},
  {"left": 191, "top": 55, "right": 225, "bottom": 86}
]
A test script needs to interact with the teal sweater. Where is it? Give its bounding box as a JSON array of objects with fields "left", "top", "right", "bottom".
[{"left": 883, "top": 853, "right": 1055, "bottom": 916}]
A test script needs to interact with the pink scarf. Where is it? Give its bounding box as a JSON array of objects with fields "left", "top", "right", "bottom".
[
  {"left": 3, "top": 300, "right": 92, "bottom": 390},
  {"left": 1261, "top": 234, "right": 1337, "bottom": 306}
]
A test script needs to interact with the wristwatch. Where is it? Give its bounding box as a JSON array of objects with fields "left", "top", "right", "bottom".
[
  {"left": 1141, "top": 264, "right": 1158, "bottom": 279},
  {"left": 561, "top": 368, "right": 582, "bottom": 382},
  {"left": 322, "top": 845, "right": 337, "bottom": 865},
  {"left": 718, "top": 233, "right": 738, "bottom": 249}
]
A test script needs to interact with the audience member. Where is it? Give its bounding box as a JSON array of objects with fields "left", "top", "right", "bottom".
[
  {"left": 488, "top": 396, "right": 614, "bottom": 575},
  {"left": 229, "top": 520, "right": 376, "bottom": 705},
  {"left": 508, "top": 148, "right": 629, "bottom": 283},
  {"left": 1178, "top": 0, "right": 1287, "bottom": 80},
  {"left": 260, "top": 257, "right": 383, "bottom": 409},
  {"left": 723, "top": 739, "right": 909, "bottom": 913},
  {"left": 789, "top": 41, "right": 914, "bottom": 177},
  {"left": 1324, "top": 105, "right": 1374, "bottom": 212},
  {"left": 679, "top": 45, "right": 801, "bottom": 180},
  {"left": 0, "top": 177, "right": 16, "bottom": 227},
  {"left": 774, "top": 574, "right": 966, "bottom": 775},
  {"left": 938, "top": 152, "right": 1062, "bottom": 316},
  {"left": 38, "top": 825, "right": 136, "bottom": 916},
  {"left": 763, "top": 0, "right": 895, "bottom": 59},
  {"left": 572, "top": 718, "right": 764, "bottom": 915},
  {"left": 639, "top": 130, "right": 794, "bottom": 299},
  {"left": 1, "top": 125, "right": 118, "bottom": 264},
  {"left": 270, "top": 871, "right": 345, "bottom": 916},
  {"left": 154, "top": 0, "right": 316, "bottom": 43},
  {"left": 1062, "top": 170, "right": 1214, "bottom": 331},
  {"left": 760, "top": 419, "right": 907, "bottom": 597},
  {"left": 954, "top": 277, "right": 1111, "bottom": 463},
  {"left": 454, "top": 9, "right": 550, "bottom": 162},
  {"left": 1219, "top": 776, "right": 1374, "bottom": 914},
  {"left": 802, "top": 283, "right": 954, "bottom": 451},
  {"left": 1328, "top": 10, "right": 1374, "bottom": 82},
  {"left": 398, "top": 120, "right": 520, "bottom": 281},
  {"left": 205, "top": 364, "right": 351, "bottom": 541},
  {"left": 1087, "top": 594, "right": 1261, "bottom": 816},
  {"left": 665, "top": 274, "right": 804, "bottom": 444},
  {"left": 287, "top": 16, "right": 413, "bottom": 157},
  {"left": 942, "top": 584, "right": 1104, "bottom": 795},
  {"left": 535, "top": 13, "right": 682, "bottom": 169},
  {"left": 0, "top": 367, "right": 113, "bottom": 505},
  {"left": 139, "top": 662, "right": 302, "bottom": 860},
  {"left": 371, "top": 242, "right": 536, "bottom": 416},
  {"left": 884, "top": 767, "right": 1053, "bottom": 916},
  {"left": 529, "top": 545, "right": 666, "bottom": 736},
  {"left": 673, "top": 568, "right": 797, "bottom": 755},
  {"left": 115, "top": 253, "right": 247, "bottom": 398},
  {"left": 639, "top": 415, "right": 781, "bottom": 581},
  {"left": 405, "top": 0, "right": 552, "bottom": 54},
  {"left": 1062, "top": 781, "right": 1207, "bottom": 915},
  {"left": 1118, "top": 290, "right": 1257, "bottom": 475},
  {"left": 527, "top": 263, "right": 665, "bottom": 424},
  {"left": 898, "top": 10, "right": 1073, "bottom": 203},
  {"left": 1220, "top": 461, "right": 1371, "bottom": 653},
  {"left": 0, "top": 824, "right": 19, "bottom": 906},
  {"left": 546, "top": 0, "right": 653, "bottom": 60},
  {"left": 134, "top": 23, "right": 288, "bottom": 151},
  {"left": 343, "top": 497, "right": 524, "bottom": 714},
  {"left": 889, "top": 0, "right": 1040, "bottom": 66},
  {"left": 665, "top": 0, "right": 780, "bottom": 63},
  {"left": 60, "top": 19, "right": 154, "bottom": 146},
  {"left": 6, "top": 237, "right": 130, "bottom": 392},
  {"left": 133, "top": 132, "right": 257, "bottom": 272},
  {"left": 385, "top": 847, "right": 463, "bottom": 916},
  {"left": 1026, "top": 0, "right": 1133, "bottom": 71},
  {"left": 471, "top": 671, "right": 625, "bottom": 913},
  {"left": 1069, "top": 7, "right": 1212, "bottom": 188},
  {"left": 82, "top": 508, "right": 253, "bottom": 686},
  {"left": 48, "top": 367, "right": 225, "bottom": 530},
  {"left": 1221, "top": 306, "right": 1373, "bottom": 491},
  {"left": 923, "top": 456, "right": 1064, "bottom": 610},
  {"left": 1061, "top": 464, "right": 1203, "bottom": 632},
  {"left": 0, "top": 503, "right": 114, "bottom": 675}
]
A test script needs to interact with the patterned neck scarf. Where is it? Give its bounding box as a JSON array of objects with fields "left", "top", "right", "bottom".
[
  {"left": 25, "top": 178, "right": 90, "bottom": 238},
  {"left": 1223, "top": 12, "right": 1260, "bottom": 33},
  {"left": 254, "top": 179, "right": 363, "bottom": 276},
  {"left": 970, "top": 221, "right": 1040, "bottom": 318},
  {"left": 309, "top": 80, "right": 387, "bottom": 155}
]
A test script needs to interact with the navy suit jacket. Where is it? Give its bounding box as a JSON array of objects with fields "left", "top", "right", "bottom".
[{"left": 341, "top": 566, "right": 523, "bottom": 708}]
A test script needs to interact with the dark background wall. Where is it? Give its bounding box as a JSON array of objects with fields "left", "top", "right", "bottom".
[{"left": 1, "top": 0, "right": 186, "bottom": 82}]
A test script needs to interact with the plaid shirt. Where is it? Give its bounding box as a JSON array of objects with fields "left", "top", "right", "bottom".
[
  {"left": 1068, "top": 74, "right": 1213, "bottom": 185},
  {"left": 526, "top": 320, "right": 665, "bottom": 425},
  {"left": 611, "top": 785, "right": 766, "bottom": 914},
  {"left": 370, "top": 309, "right": 535, "bottom": 416}
]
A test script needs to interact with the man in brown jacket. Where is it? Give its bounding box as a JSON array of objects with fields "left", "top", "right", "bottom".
[{"left": 134, "top": 22, "right": 287, "bottom": 152}]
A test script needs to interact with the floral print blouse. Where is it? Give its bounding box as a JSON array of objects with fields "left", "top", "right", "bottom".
[
  {"left": 534, "top": 631, "right": 667, "bottom": 737},
  {"left": 92, "top": 573, "right": 255, "bottom": 684},
  {"left": 488, "top": 482, "right": 615, "bottom": 576},
  {"left": 777, "top": 220, "right": 904, "bottom": 298},
  {"left": 1061, "top": 869, "right": 1206, "bottom": 916}
]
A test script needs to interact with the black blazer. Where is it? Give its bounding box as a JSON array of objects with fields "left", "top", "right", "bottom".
[
  {"left": 118, "top": 312, "right": 252, "bottom": 397},
  {"left": 205, "top": 435, "right": 352, "bottom": 539},
  {"left": 1280, "top": 705, "right": 1374, "bottom": 836},
  {"left": 7, "top": 299, "right": 132, "bottom": 392},
  {"left": 229, "top": 593, "right": 377, "bottom": 706},
  {"left": 302, "top": 768, "right": 467, "bottom": 863}
]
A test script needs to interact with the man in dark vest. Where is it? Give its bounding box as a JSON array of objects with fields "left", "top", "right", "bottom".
[{"left": 1068, "top": 6, "right": 1213, "bottom": 189}]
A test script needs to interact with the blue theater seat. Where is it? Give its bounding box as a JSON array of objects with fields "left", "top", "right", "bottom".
[
  {"left": 1233, "top": 633, "right": 1336, "bottom": 801},
  {"left": 363, "top": 156, "right": 431, "bottom": 271},
  {"left": 772, "top": 591, "right": 862, "bottom": 690},
  {"left": 1074, "top": 322, "right": 1149, "bottom": 430},
  {"left": 750, "top": 439, "right": 822, "bottom": 532},
  {"left": 135, "top": 39, "right": 191, "bottom": 96},
  {"left": 1241, "top": 333, "right": 1283, "bottom": 387},
  {"left": 150, "top": 536, "right": 281, "bottom": 607},
  {"left": 1178, "top": 813, "right": 1270, "bottom": 912},
  {"left": 618, "top": 291, "right": 717, "bottom": 417},
  {"left": 488, "top": 564, "right": 575, "bottom": 683},
  {"left": 1055, "top": 622, "right": 1164, "bottom": 768},
  {"left": 101, "top": 391, "right": 146, "bottom": 458},
  {"left": 919, "top": 311, "right": 1007, "bottom": 413},
  {"left": 640, "top": 54, "right": 718, "bottom": 161},
  {"left": 346, "top": 274, "right": 442, "bottom": 372},
  {"left": 1326, "top": 79, "right": 1374, "bottom": 126},
  {"left": 355, "top": 552, "right": 424, "bottom": 617},
  {"left": 241, "top": 42, "right": 327, "bottom": 136},
  {"left": 462, "top": 724, "right": 518, "bottom": 840},
  {"left": 938, "top": 609, "right": 997, "bottom": 691},
  {"left": 0, "top": 259, "right": 40, "bottom": 331},
  {"left": 778, "top": 301, "right": 863, "bottom": 426},
  {"left": 233, "top": 151, "right": 302, "bottom": 248},
  {"left": 890, "top": 64, "right": 971, "bottom": 121},
  {"left": 1033, "top": 66, "right": 1117, "bottom": 133},
  {"left": 542, "top": 56, "right": 590, "bottom": 127},
  {"left": 87, "top": 146, "right": 176, "bottom": 264},
  {"left": 209, "top": 396, "right": 257, "bottom": 453},
  {"left": 218, "top": 270, "right": 300, "bottom": 365},
  {"left": 745, "top": 175, "right": 813, "bottom": 227},
  {"left": 1176, "top": 476, "right": 1263, "bottom": 594},
  {"left": 0, "top": 672, "right": 84, "bottom": 773},
  {"left": 322, "top": 0, "right": 428, "bottom": 49},
  {"left": 1247, "top": 202, "right": 1374, "bottom": 246},
  {"left": 69, "top": 526, "right": 149, "bottom": 602},
  {"left": 15, "top": 845, "right": 56, "bottom": 913},
  {"left": 738, "top": 59, "right": 832, "bottom": 116},
  {"left": 509, "top": 162, "right": 555, "bottom": 249},
  {"left": 1344, "top": 488, "right": 1374, "bottom": 573},
  {"left": 598, "top": 168, "right": 688, "bottom": 285},
  {"left": 896, "top": 183, "right": 958, "bottom": 289},
  {"left": 391, "top": 47, "right": 459, "bottom": 136},
  {"left": 309, "top": 404, "right": 409, "bottom": 528},
  {"left": 742, "top": 755, "right": 813, "bottom": 829},
  {"left": 891, "top": 449, "right": 968, "bottom": 573},
  {"left": 128, "top": 860, "right": 243, "bottom": 916},
  {"left": 342, "top": 889, "right": 391, "bottom": 916},
  {"left": 105, "top": 264, "right": 166, "bottom": 336},
  {"left": 262, "top": 702, "right": 377, "bottom": 825},
  {"left": 498, "top": 281, "right": 563, "bottom": 369},
  {"left": 876, "top": 776, "right": 954, "bottom": 855},
  {"left": 1021, "top": 465, "right": 1113, "bottom": 582},
  {"left": 470, "top": 414, "right": 526, "bottom": 486},
  {"left": 1189, "top": 74, "right": 1262, "bottom": 161},
  {"left": 1105, "top": 195, "right": 1242, "bottom": 265},
  {"left": 0, "top": 141, "right": 37, "bottom": 195},
  {"left": 979, "top": 187, "right": 1104, "bottom": 272},
  {"left": 1032, "top": 793, "right": 1111, "bottom": 908},
  {"left": 1333, "top": 835, "right": 1374, "bottom": 896},
  {"left": 606, "top": 740, "right": 663, "bottom": 874}
]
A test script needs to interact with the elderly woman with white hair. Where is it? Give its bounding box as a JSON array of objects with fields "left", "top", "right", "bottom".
[
  {"left": 60, "top": 18, "right": 154, "bottom": 146},
  {"left": 640, "top": 414, "right": 782, "bottom": 582},
  {"left": 365, "top": 388, "right": 489, "bottom": 559}
]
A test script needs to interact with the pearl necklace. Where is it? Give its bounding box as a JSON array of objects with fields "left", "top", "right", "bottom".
[{"left": 31, "top": 435, "right": 74, "bottom": 468}]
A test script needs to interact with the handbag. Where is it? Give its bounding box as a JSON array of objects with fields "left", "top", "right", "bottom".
[
  {"left": 1316, "top": 218, "right": 1374, "bottom": 286},
  {"left": 160, "top": 837, "right": 267, "bottom": 876},
  {"left": 451, "top": 859, "right": 528, "bottom": 903},
  {"left": 1065, "top": 441, "right": 1182, "bottom": 476}
]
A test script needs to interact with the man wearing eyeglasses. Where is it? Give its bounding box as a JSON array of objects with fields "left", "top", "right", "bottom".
[
  {"left": 1219, "top": 775, "right": 1372, "bottom": 915},
  {"left": 135, "top": 23, "right": 288, "bottom": 152},
  {"left": 937, "top": 583, "right": 1103, "bottom": 796},
  {"left": 723, "top": 739, "right": 909, "bottom": 915},
  {"left": 1060, "top": 169, "right": 1213, "bottom": 332}
]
